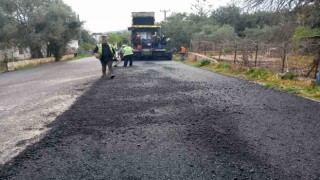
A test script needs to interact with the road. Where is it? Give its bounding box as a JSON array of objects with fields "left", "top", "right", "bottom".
[
  {"left": 0, "top": 58, "right": 320, "bottom": 179},
  {"left": 0, "top": 58, "right": 98, "bottom": 165}
]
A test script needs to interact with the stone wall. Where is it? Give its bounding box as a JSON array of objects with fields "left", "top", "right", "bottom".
[
  {"left": 6, "top": 55, "right": 74, "bottom": 71},
  {"left": 188, "top": 52, "right": 219, "bottom": 64}
]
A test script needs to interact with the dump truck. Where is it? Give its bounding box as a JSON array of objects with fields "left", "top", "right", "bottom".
[{"left": 128, "top": 12, "right": 172, "bottom": 60}]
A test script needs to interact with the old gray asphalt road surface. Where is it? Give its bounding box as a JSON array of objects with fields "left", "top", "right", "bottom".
[
  {"left": 0, "top": 58, "right": 98, "bottom": 164},
  {"left": 1, "top": 58, "right": 320, "bottom": 179}
]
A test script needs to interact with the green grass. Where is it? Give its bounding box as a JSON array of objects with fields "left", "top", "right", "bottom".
[
  {"left": 72, "top": 55, "right": 92, "bottom": 60},
  {"left": 281, "top": 86, "right": 303, "bottom": 94},
  {"left": 0, "top": 61, "right": 40, "bottom": 71},
  {"left": 281, "top": 72, "right": 299, "bottom": 80},
  {"left": 182, "top": 56, "right": 320, "bottom": 101},
  {"left": 300, "top": 86, "right": 320, "bottom": 100},
  {"left": 245, "top": 69, "right": 271, "bottom": 81},
  {"left": 265, "top": 81, "right": 279, "bottom": 88},
  {"left": 172, "top": 55, "right": 182, "bottom": 62},
  {"left": 207, "top": 62, "right": 233, "bottom": 74},
  {"left": 12, "top": 55, "right": 87, "bottom": 71},
  {"left": 216, "top": 63, "right": 232, "bottom": 69},
  {"left": 195, "top": 59, "right": 211, "bottom": 67},
  {"left": 14, "top": 63, "right": 42, "bottom": 70}
]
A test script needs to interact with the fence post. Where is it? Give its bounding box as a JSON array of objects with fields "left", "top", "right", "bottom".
[
  {"left": 196, "top": 42, "right": 198, "bottom": 54},
  {"left": 234, "top": 44, "right": 237, "bottom": 64},
  {"left": 315, "top": 49, "right": 320, "bottom": 81},
  {"left": 282, "top": 44, "right": 287, "bottom": 73},
  {"left": 317, "top": 63, "right": 320, "bottom": 85},
  {"left": 255, "top": 44, "right": 258, "bottom": 67},
  {"left": 212, "top": 42, "right": 214, "bottom": 53},
  {"left": 204, "top": 43, "right": 207, "bottom": 56},
  {"left": 4, "top": 53, "right": 8, "bottom": 71}
]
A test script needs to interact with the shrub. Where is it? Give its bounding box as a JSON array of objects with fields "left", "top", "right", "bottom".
[
  {"left": 282, "top": 87, "right": 302, "bottom": 94},
  {"left": 245, "top": 69, "right": 270, "bottom": 80},
  {"left": 80, "top": 42, "right": 95, "bottom": 51},
  {"left": 281, "top": 72, "right": 298, "bottom": 80},
  {"left": 265, "top": 81, "right": 279, "bottom": 88},
  {"left": 195, "top": 59, "right": 211, "bottom": 67},
  {"left": 224, "top": 49, "right": 233, "bottom": 54}
]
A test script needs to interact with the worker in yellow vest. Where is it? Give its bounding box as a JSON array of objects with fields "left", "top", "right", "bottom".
[
  {"left": 93, "top": 35, "right": 116, "bottom": 78},
  {"left": 121, "top": 44, "right": 134, "bottom": 67}
]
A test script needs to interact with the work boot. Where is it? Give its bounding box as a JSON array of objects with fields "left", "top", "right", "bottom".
[
  {"left": 106, "top": 71, "right": 115, "bottom": 79},
  {"left": 102, "top": 67, "right": 106, "bottom": 77},
  {"left": 101, "top": 71, "right": 106, "bottom": 78}
]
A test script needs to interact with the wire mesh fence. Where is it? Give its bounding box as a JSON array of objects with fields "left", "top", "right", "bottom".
[
  {"left": 190, "top": 39, "right": 320, "bottom": 79},
  {"left": 76, "top": 50, "right": 93, "bottom": 57}
]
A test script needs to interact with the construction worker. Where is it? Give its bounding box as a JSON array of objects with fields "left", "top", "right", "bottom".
[
  {"left": 121, "top": 44, "right": 134, "bottom": 67},
  {"left": 132, "top": 33, "right": 141, "bottom": 48},
  {"left": 178, "top": 44, "right": 186, "bottom": 61},
  {"left": 93, "top": 35, "right": 116, "bottom": 78},
  {"left": 151, "top": 33, "right": 158, "bottom": 49}
]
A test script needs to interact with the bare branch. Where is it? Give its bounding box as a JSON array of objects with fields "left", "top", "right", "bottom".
[{"left": 242, "top": 0, "right": 318, "bottom": 11}]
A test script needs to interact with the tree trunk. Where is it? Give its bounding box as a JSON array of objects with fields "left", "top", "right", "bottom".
[
  {"left": 243, "top": 49, "right": 249, "bottom": 66},
  {"left": 30, "top": 46, "right": 43, "bottom": 59},
  {"left": 46, "top": 44, "right": 52, "bottom": 57}
]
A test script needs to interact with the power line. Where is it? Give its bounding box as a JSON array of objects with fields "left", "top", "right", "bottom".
[{"left": 160, "top": 9, "right": 170, "bottom": 21}]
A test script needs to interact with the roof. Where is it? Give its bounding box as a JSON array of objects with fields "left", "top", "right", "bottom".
[
  {"left": 132, "top": 12, "right": 154, "bottom": 18},
  {"left": 128, "top": 25, "right": 161, "bottom": 30}
]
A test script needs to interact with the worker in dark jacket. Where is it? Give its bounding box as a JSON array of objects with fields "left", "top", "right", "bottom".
[
  {"left": 132, "top": 33, "right": 141, "bottom": 48},
  {"left": 151, "top": 33, "right": 158, "bottom": 49},
  {"left": 93, "top": 35, "right": 116, "bottom": 78}
]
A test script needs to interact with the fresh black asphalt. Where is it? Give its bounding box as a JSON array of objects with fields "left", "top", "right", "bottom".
[{"left": 0, "top": 59, "right": 320, "bottom": 179}]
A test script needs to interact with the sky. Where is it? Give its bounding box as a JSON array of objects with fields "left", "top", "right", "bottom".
[{"left": 62, "top": 0, "right": 232, "bottom": 33}]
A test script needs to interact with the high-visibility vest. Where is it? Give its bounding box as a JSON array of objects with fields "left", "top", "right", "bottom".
[
  {"left": 179, "top": 47, "right": 186, "bottom": 54},
  {"left": 97, "top": 43, "right": 115, "bottom": 57},
  {"left": 122, "top": 46, "right": 134, "bottom": 57}
]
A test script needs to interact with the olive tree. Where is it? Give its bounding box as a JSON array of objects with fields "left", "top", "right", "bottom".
[
  {"left": 193, "top": 24, "right": 238, "bottom": 43},
  {"left": 0, "top": 0, "right": 49, "bottom": 58},
  {"left": 79, "top": 29, "right": 97, "bottom": 51},
  {"left": 160, "top": 13, "right": 191, "bottom": 49},
  {"left": 44, "top": 0, "right": 82, "bottom": 61},
  {"left": 0, "top": 0, "right": 82, "bottom": 61}
]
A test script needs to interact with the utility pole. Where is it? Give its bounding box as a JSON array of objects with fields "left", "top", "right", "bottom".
[{"left": 160, "top": 9, "right": 170, "bottom": 21}]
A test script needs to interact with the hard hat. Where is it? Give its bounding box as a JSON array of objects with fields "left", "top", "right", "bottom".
[
  {"left": 101, "top": 35, "right": 108, "bottom": 40},
  {"left": 122, "top": 44, "right": 126, "bottom": 47}
]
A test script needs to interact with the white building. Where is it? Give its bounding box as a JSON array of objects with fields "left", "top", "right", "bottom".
[
  {"left": 0, "top": 47, "right": 31, "bottom": 62},
  {"left": 66, "top": 40, "right": 79, "bottom": 54},
  {"left": 92, "top": 33, "right": 106, "bottom": 42},
  {"left": 68, "top": 40, "right": 79, "bottom": 50}
]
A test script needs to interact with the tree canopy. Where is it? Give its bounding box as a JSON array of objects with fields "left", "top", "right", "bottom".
[
  {"left": 0, "top": 0, "right": 82, "bottom": 61},
  {"left": 243, "top": 0, "right": 318, "bottom": 11},
  {"left": 1, "top": 0, "right": 319, "bottom": 60},
  {"left": 159, "top": 0, "right": 320, "bottom": 48}
]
